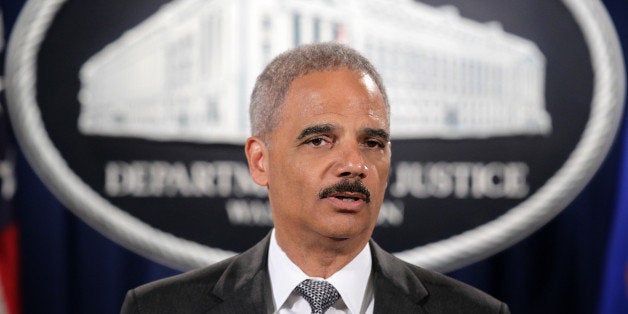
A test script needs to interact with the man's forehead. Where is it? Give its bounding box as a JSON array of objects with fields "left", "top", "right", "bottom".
[
  {"left": 268, "top": 68, "right": 389, "bottom": 136},
  {"left": 285, "top": 70, "right": 385, "bottom": 107},
  {"left": 289, "top": 102, "right": 389, "bottom": 133},
  {"left": 289, "top": 68, "right": 373, "bottom": 88},
  {"left": 359, "top": 72, "right": 380, "bottom": 95}
]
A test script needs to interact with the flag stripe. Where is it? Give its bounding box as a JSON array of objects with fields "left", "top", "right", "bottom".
[{"left": 0, "top": 223, "right": 19, "bottom": 314}]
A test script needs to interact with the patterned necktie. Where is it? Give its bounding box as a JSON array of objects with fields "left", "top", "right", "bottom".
[{"left": 295, "top": 279, "right": 341, "bottom": 314}]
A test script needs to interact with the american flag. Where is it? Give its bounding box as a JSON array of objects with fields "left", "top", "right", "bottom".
[{"left": 0, "top": 8, "right": 19, "bottom": 314}]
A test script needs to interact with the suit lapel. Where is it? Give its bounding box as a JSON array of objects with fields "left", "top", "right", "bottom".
[
  {"left": 201, "top": 236, "right": 430, "bottom": 313},
  {"left": 208, "top": 234, "right": 272, "bottom": 313},
  {"left": 370, "top": 240, "right": 428, "bottom": 314}
]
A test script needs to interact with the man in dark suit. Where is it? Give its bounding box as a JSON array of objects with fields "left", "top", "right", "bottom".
[{"left": 121, "top": 43, "right": 510, "bottom": 313}]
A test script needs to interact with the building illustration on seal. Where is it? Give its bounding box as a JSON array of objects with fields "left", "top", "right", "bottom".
[{"left": 77, "top": 0, "right": 551, "bottom": 143}]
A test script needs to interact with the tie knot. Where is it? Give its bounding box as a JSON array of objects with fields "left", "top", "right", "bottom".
[{"left": 295, "top": 279, "right": 340, "bottom": 314}]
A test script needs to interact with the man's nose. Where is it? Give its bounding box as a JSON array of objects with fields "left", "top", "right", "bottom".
[{"left": 334, "top": 142, "right": 368, "bottom": 179}]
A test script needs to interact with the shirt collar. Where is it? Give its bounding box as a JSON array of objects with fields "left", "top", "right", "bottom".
[
  {"left": 326, "top": 242, "right": 372, "bottom": 314},
  {"left": 267, "top": 229, "right": 372, "bottom": 314}
]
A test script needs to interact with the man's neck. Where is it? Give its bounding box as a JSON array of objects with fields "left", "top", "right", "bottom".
[{"left": 274, "top": 228, "right": 370, "bottom": 278}]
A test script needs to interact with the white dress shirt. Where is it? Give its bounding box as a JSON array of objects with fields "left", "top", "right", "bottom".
[{"left": 268, "top": 229, "right": 374, "bottom": 314}]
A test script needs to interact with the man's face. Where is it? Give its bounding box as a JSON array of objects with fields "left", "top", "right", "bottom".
[{"left": 248, "top": 68, "right": 391, "bottom": 242}]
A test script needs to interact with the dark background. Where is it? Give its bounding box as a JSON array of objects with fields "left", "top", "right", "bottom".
[{"left": 2, "top": 0, "right": 627, "bottom": 313}]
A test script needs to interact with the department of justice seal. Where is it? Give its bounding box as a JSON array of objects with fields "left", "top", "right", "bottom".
[{"left": 5, "top": 0, "right": 625, "bottom": 271}]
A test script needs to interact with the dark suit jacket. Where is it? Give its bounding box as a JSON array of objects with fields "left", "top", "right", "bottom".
[{"left": 121, "top": 234, "right": 509, "bottom": 313}]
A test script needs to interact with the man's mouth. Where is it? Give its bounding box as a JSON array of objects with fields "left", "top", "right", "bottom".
[
  {"left": 319, "top": 180, "right": 371, "bottom": 204},
  {"left": 336, "top": 196, "right": 360, "bottom": 202},
  {"left": 330, "top": 192, "right": 365, "bottom": 202}
]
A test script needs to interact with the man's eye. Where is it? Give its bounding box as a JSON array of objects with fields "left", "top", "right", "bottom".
[
  {"left": 365, "top": 139, "right": 385, "bottom": 148},
  {"left": 308, "top": 137, "right": 326, "bottom": 147}
]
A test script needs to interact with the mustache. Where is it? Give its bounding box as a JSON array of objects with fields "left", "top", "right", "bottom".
[{"left": 318, "top": 179, "right": 371, "bottom": 203}]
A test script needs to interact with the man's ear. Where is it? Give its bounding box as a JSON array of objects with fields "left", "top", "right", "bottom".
[{"left": 245, "top": 136, "right": 269, "bottom": 186}]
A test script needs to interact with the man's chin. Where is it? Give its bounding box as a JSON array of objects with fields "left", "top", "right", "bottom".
[{"left": 319, "top": 222, "right": 374, "bottom": 242}]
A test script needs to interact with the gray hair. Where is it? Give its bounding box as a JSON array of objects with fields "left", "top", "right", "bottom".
[{"left": 249, "top": 42, "right": 389, "bottom": 139}]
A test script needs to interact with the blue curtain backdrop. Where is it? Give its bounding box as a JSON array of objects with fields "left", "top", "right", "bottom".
[
  {"left": 599, "top": 105, "right": 628, "bottom": 314},
  {"left": 2, "top": 0, "right": 627, "bottom": 313}
]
